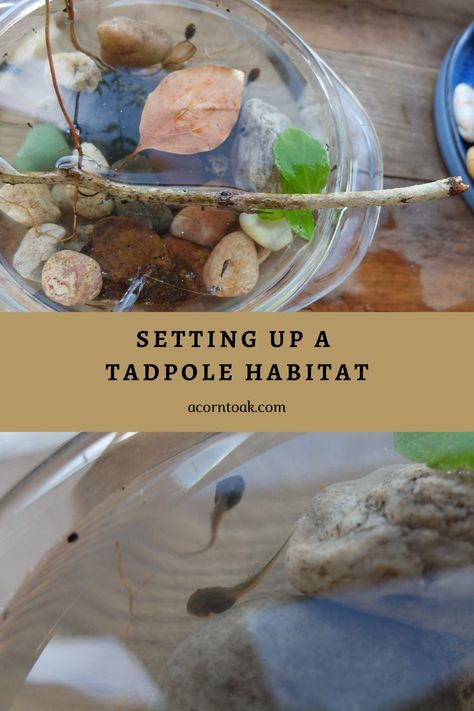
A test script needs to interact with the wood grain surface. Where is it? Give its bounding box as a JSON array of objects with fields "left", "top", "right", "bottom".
[{"left": 264, "top": 0, "right": 474, "bottom": 311}]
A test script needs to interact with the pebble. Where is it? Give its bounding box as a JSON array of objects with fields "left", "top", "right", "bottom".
[
  {"left": 14, "top": 124, "right": 70, "bottom": 173},
  {"left": 453, "top": 83, "right": 474, "bottom": 143},
  {"left": 171, "top": 207, "right": 238, "bottom": 248},
  {"left": 87, "top": 216, "right": 173, "bottom": 283},
  {"left": 286, "top": 463, "right": 474, "bottom": 597},
  {"left": 46, "top": 52, "right": 102, "bottom": 93},
  {"left": 0, "top": 184, "right": 60, "bottom": 226},
  {"left": 232, "top": 98, "right": 291, "bottom": 192},
  {"left": 97, "top": 16, "right": 174, "bottom": 68},
  {"left": 41, "top": 250, "right": 103, "bottom": 306},
  {"left": 73, "top": 142, "right": 109, "bottom": 173},
  {"left": 239, "top": 213, "right": 293, "bottom": 251},
  {"left": 256, "top": 246, "right": 271, "bottom": 264},
  {"left": 12, "top": 223, "right": 66, "bottom": 281},
  {"left": 164, "top": 236, "right": 209, "bottom": 284},
  {"left": 52, "top": 143, "right": 114, "bottom": 219},
  {"left": 159, "top": 596, "right": 461, "bottom": 711},
  {"left": 467, "top": 146, "right": 474, "bottom": 180},
  {"left": 203, "top": 231, "right": 259, "bottom": 297},
  {"left": 115, "top": 200, "right": 174, "bottom": 234}
]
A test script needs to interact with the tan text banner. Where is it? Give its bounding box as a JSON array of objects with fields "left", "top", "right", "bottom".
[{"left": 0, "top": 313, "right": 470, "bottom": 432}]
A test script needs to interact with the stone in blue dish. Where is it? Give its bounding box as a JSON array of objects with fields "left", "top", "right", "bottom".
[{"left": 435, "top": 21, "right": 474, "bottom": 213}]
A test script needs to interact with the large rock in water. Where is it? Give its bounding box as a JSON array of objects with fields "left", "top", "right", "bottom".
[
  {"left": 285, "top": 464, "right": 474, "bottom": 639},
  {"left": 232, "top": 98, "right": 291, "bottom": 193},
  {"left": 158, "top": 596, "right": 463, "bottom": 711}
]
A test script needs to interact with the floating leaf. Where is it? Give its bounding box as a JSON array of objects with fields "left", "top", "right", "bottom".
[
  {"left": 394, "top": 433, "right": 474, "bottom": 472},
  {"left": 134, "top": 65, "right": 245, "bottom": 156}
]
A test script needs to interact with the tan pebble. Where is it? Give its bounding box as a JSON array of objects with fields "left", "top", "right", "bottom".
[
  {"left": 41, "top": 251, "right": 103, "bottom": 306},
  {"left": 203, "top": 231, "right": 259, "bottom": 298},
  {"left": 256, "top": 246, "right": 271, "bottom": 264},
  {"left": 171, "top": 207, "right": 238, "bottom": 248},
  {"left": 467, "top": 146, "right": 474, "bottom": 180},
  {"left": 13, "top": 223, "right": 66, "bottom": 281},
  {"left": 0, "top": 184, "right": 60, "bottom": 226},
  {"left": 165, "top": 41, "right": 197, "bottom": 66},
  {"left": 97, "top": 16, "right": 173, "bottom": 68}
]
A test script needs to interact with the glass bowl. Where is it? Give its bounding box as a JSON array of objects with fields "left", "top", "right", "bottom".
[
  {"left": 0, "top": 0, "right": 382, "bottom": 312},
  {"left": 1, "top": 433, "right": 473, "bottom": 711}
]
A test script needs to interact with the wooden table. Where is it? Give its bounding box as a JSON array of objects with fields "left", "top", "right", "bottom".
[{"left": 265, "top": 0, "right": 473, "bottom": 311}]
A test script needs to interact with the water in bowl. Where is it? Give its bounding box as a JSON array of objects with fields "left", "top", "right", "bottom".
[{"left": 0, "top": 0, "right": 337, "bottom": 312}]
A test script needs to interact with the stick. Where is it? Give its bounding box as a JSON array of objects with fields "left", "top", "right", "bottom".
[
  {"left": 45, "top": 0, "right": 83, "bottom": 161},
  {"left": 65, "top": 0, "right": 112, "bottom": 71},
  {"left": 0, "top": 170, "right": 467, "bottom": 211}
]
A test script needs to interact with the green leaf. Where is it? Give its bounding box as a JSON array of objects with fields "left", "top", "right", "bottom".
[
  {"left": 274, "top": 128, "right": 329, "bottom": 195},
  {"left": 259, "top": 207, "right": 315, "bottom": 240},
  {"left": 259, "top": 210, "right": 287, "bottom": 222},
  {"left": 258, "top": 128, "right": 328, "bottom": 241},
  {"left": 284, "top": 209, "right": 315, "bottom": 240},
  {"left": 394, "top": 433, "right": 474, "bottom": 472}
]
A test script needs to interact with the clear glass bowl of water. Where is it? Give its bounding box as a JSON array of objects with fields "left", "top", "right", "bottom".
[
  {"left": 0, "top": 0, "right": 382, "bottom": 312},
  {"left": 0, "top": 432, "right": 473, "bottom": 710}
]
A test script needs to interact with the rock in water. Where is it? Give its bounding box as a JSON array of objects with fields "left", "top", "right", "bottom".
[
  {"left": 97, "top": 17, "right": 173, "bottom": 68},
  {"left": 115, "top": 200, "right": 174, "bottom": 235},
  {"left": 203, "top": 231, "right": 259, "bottom": 297},
  {"left": 171, "top": 207, "right": 238, "bottom": 248},
  {"left": 41, "top": 251, "right": 103, "bottom": 307},
  {"left": 46, "top": 52, "right": 102, "bottom": 93},
  {"left": 232, "top": 99, "right": 291, "bottom": 192},
  {"left": 14, "top": 124, "right": 70, "bottom": 173},
  {"left": 159, "top": 596, "right": 461, "bottom": 711},
  {"left": 87, "top": 216, "right": 173, "bottom": 283},
  {"left": 286, "top": 464, "right": 474, "bottom": 598},
  {"left": 12, "top": 223, "right": 65, "bottom": 281},
  {"left": 0, "top": 184, "right": 60, "bottom": 226},
  {"left": 239, "top": 213, "right": 293, "bottom": 251}
]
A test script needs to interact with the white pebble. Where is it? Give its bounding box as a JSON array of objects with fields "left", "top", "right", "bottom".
[
  {"left": 46, "top": 52, "right": 102, "bottom": 93},
  {"left": 52, "top": 143, "right": 114, "bottom": 219},
  {"left": 12, "top": 223, "right": 66, "bottom": 281},
  {"left": 72, "top": 142, "right": 109, "bottom": 172},
  {"left": 0, "top": 184, "right": 60, "bottom": 226},
  {"left": 239, "top": 213, "right": 293, "bottom": 251},
  {"left": 453, "top": 83, "right": 474, "bottom": 143}
]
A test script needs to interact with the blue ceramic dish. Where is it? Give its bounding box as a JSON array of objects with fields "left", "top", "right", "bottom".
[{"left": 435, "top": 21, "right": 474, "bottom": 212}]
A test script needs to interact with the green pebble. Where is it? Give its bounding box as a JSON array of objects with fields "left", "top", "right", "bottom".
[{"left": 14, "top": 124, "right": 70, "bottom": 172}]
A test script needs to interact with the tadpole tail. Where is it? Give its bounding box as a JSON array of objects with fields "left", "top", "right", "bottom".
[
  {"left": 183, "top": 499, "right": 227, "bottom": 557},
  {"left": 233, "top": 527, "right": 297, "bottom": 596}
]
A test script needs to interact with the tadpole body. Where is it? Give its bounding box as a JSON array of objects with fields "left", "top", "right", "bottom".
[{"left": 187, "top": 529, "right": 295, "bottom": 617}]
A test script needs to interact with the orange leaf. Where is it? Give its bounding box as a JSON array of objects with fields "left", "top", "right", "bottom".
[{"left": 136, "top": 65, "right": 245, "bottom": 156}]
